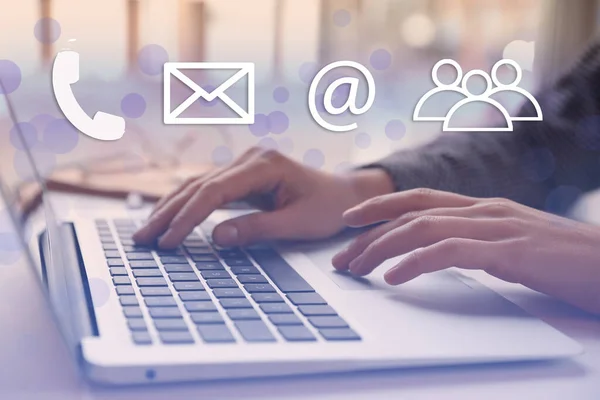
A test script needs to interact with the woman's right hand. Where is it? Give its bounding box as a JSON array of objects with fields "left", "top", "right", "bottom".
[{"left": 133, "top": 147, "right": 394, "bottom": 249}]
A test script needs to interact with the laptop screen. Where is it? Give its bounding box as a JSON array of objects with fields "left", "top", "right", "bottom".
[{"left": 0, "top": 83, "right": 82, "bottom": 350}]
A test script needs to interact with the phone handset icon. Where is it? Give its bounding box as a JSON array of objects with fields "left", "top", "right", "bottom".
[{"left": 52, "top": 50, "right": 125, "bottom": 141}]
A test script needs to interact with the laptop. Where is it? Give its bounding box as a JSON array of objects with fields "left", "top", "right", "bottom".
[{"left": 0, "top": 90, "right": 582, "bottom": 385}]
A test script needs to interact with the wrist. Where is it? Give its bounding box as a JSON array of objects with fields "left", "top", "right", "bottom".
[{"left": 346, "top": 168, "right": 395, "bottom": 204}]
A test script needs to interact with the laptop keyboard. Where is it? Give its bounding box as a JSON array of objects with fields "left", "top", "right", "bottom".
[{"left": 94, "top": 219, "right": 361, "bottom": 345}]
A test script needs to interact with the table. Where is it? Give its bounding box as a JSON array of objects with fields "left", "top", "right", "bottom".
[{"left": 1, "top": 193, "right": 599, "bottom": 400}]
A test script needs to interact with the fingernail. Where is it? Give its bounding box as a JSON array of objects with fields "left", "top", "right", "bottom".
[{"left": 213, "top": 225, "right": 238, "bottom": 247}]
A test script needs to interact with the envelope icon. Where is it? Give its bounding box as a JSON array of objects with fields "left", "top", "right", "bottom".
[{"left": 163, "top": 62, "right": 255, "bottom": 125}]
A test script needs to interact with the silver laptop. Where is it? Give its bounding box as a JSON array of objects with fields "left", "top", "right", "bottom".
[{"left": 0, "top": 90, "right": 582, "bottom": 385}]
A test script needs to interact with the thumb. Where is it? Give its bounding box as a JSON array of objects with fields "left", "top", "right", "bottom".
[{"left": 212, "top": 209, "right": 297, "bottom": 247}]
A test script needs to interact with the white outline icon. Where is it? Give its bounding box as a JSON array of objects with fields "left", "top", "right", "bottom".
[
  {"left": 52, "top": 50, "right": 126, "bottom": 141},
  {"left": 163, "top": 62, "right": 255, "bottom": 125},
  {"left": 308, "top": 61, "right": 376, "bottom": 132},
  {"left": 413, "top": 58, "right": 542, "bottom": 132}
]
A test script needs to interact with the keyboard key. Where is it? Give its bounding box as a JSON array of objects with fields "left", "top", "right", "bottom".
[
  {"left": 136, "top": 277, "right": 168, "bottom": 287},
  {"left": 319, "top": 328, "right": 361, "bottom": 341},
  {"left": 120, "top": 239, "right": 135, "bottom": 246},
  {"left": 252, "top": 293, "right": 284, "bottom": 303},
  {"left": 103, "top": 243, "right": 118, "bottom": 251},
  {"left": 153, "top": 318, "right": 188, "bottom": 331},
  {"left": 227, "top": 309, "right": 260, "bottom": 320},
  {"left": 237, "top": 275, "right": 268, "bottom": 284},
  {"left": 287, "top": 292, "right": 327, "bottom": 305},
  {"left": 159, "top": 331, "right": 194, "bottom": 344},
  {"left": 149, "top": 307, "right": 182, "bottom": 318},
  {"left": 260, "top": 303, "right": 293, "bottom": 314},
  {"left": 244, "top": 283, "right": 276, "bottom": 293},
  {"left": 195, "top": 262, "right": 225, "bottom": 270},
  {"left": 183, "top": 238, "right": 207, "bottom": 247},
  {"left": 230, "top": 266, "right": 260, "bottom": 275},
  {"left": 123, "top": 245, "right": 152, "bottom": 252},
  {"left": 127, "top": 318, "right": 147, "bottom": 331},
  {"left": 269, "top": 314, "right": 303, "bottom": 326},
  {"left": 218, "top": 249, "right": 245, "bottom": 258},
  {"left": 140, "top": 287, "right": 172, "bottom": 296},
  {"left": 213, "top": 288, "right": 245, "bottom": 298},
  {"left": 126, "top": 252, "right": 154, "bottom": 261},
  {"left": 223, "top": 258, "right": 253, "bottom": 267},
  {"left": 119, "top": 295, "right": 139, "bottom": 306},
  {"left": 132, "top": 269, "right": 163, "bottom": 277},
  {"left": 104, "top": 250, "right": 121, "bottom": 259},
  {"left": 186, "top": 247, "right": 213, "bottom": 255},
  {"left": 206, "top": 279, "right": 238, "bottom": 289},
  {"left": 278, "top": 325, "right": 316, "bottom": 342},
  {"left": 109, "top": 267, "right": 128, "bottom": 276},
  {"left": 235, "top": 320, "right": 276, "bottom": 342},
  {"left": 298, "top": 305, "right": 337, "bottom": 316},
  {"left": 116, "top": 286, "right": 135, "bottom": 295},
  {"left": 191, "top": 254, "right": 218, "bottom": 262},
  {"left": 107, "top": 259, "right": 125, "bottom": 267},
  {"left": 247, "top": 249, "right": 314, "bottom": 293},
  {"left": 132, "top": 331, "right": 152, "bottom": 345},
  {"left": 163, "top": 264, "right": 193, "bottom": 273},
  {"left": 156, "top": 248, "right": 184, "bottom": 256},
  {"left": 160, "top": 256, "right": 189, "bottom": 264},
  {"left": 173, "top": 282, "right": 205, "bottom": 291},
  {"left": 168, "top": 273, "right": 199, "bottom": 282},
  {"left": 113, "top": 276, "right": 131, "bottom": 285},
  {"left": 145, "top": 297, "right": 177, "bottom": 307},
  {"left": 220, "top": 298, "right": 253, "bottom": 309},
  {"left": 197, "top": 325, "right": 235, "bottom": 343},
  {"left": 191, "top": 312, "right": 225, "bottom": 325},
  {"left": 184, "top": 302, "right": 217, "bottom": 312},
  {"left": 123, "top": 306, "right": 143, "bottom": 318},
  {"left": 129, "top": 260, "right": 159, "bottom": 269},
  {"left": 179, "top": 291, "right": 211, "bottom": 301},
  {"left": 309, "top": 316, "right": 349, "bottom": 329},
  {"left": 200, "top": 270, "right": 231, "bottom": 279}
]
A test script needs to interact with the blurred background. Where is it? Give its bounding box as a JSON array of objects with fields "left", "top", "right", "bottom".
[{"left": 1, "top": 0, "right": 599, "bottom": 195}]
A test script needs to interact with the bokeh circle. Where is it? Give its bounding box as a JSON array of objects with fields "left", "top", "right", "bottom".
[
  {"left": 211, "top": 145, "right": 233, "bottom": 167},
  {"left": 10, "top": 122, "right": 38, "bottom": 150},
  {"left": 333, "top": 10, "right": 351, "bottom": 27},
  {"left": 370, "top": 49, "right": 392, "bottom": 71},
  {"left": 303, "top": 149, "right": 325, "bottom": 169},
  {"left": 355, "top": 132, "right": 371, "bottom": 149},
  {"left": 42, "top": 118, "right": 79, "bottom": 154},
  {"left": 273, "top": 86, "right": 289, "bottom": 103},
  {"left": 249, "top": 113, "right": 270, "bottom": 137},
  {"left": 268, "top": 111, "right": 289, "bottom": 134},
  {"left": 0, "top": 60, "right": 22, "bottom": 94},
  {"left": 138, "top": 44, "right": 169, "bottom": 76},
  {"left": 385, "top": 119, "right": 406, "bottom": 141},
  {"left": 121, "top": 93, "right": 147, "bottom": 118},
  {"left": 33, "top": 18, "right": 61, "bottom": 44}
]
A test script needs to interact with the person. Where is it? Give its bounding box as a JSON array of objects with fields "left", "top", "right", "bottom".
[{"left": 134, "top": 41, "right": 600, "bottom": 316}]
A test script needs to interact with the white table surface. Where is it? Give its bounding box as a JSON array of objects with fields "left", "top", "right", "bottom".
[{"left": 1, "top": 193, "right": 599, "bottom": 400}]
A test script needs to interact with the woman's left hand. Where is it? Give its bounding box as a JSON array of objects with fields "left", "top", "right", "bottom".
[{"left": 332, "top": 188, "right": 600, "bottom": 315}]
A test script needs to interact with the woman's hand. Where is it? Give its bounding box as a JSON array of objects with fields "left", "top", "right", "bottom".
[
  {"left": 332, "top": 188, "right": 600, "bottom": 315},
  {"left": 133, "top": 148, "right": 394, "bottom": 249}
]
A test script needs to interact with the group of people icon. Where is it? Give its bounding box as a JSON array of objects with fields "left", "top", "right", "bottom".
[{"left": 413, "top": 59, "right": 543, "bottom": 132}]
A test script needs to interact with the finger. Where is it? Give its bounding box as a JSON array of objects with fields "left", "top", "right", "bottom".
[
  {"left": 348, "top": 216, "right": 511, "bottom": 276},
  {"left": 158, "top": 159, "right": 282, "bottom": 248},
  {"left": 343, "top": 188, "right": 478, "bottom": 227},
  {"left": 134, "top": 148, "right": 263, "bottom": 244},
  {"left": 212, "top": 205, "right": 307, "bottom": 247},
  {"left": 333, "top": 203, "right": 511, "bottom": 270},
  {"left": 133, "top": 182, "right": 202, "bottom": 244},
  {"left": 383, "top": 238, "right": 503, "bottom": 285},
  {"left": 149, "top": 176, "right": 198, "bottom": 217},
  {"left": 149, "top": 146, "right": 260, "bottom": 218}
]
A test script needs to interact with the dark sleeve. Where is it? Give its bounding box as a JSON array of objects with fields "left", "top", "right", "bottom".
[{"left": 366, "top": 40, "right": 600, "bottom": 212}]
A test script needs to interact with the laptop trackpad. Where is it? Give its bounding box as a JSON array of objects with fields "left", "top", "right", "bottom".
[{"left": 294, "top": 237, "right": 469, "bottom": 292}]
